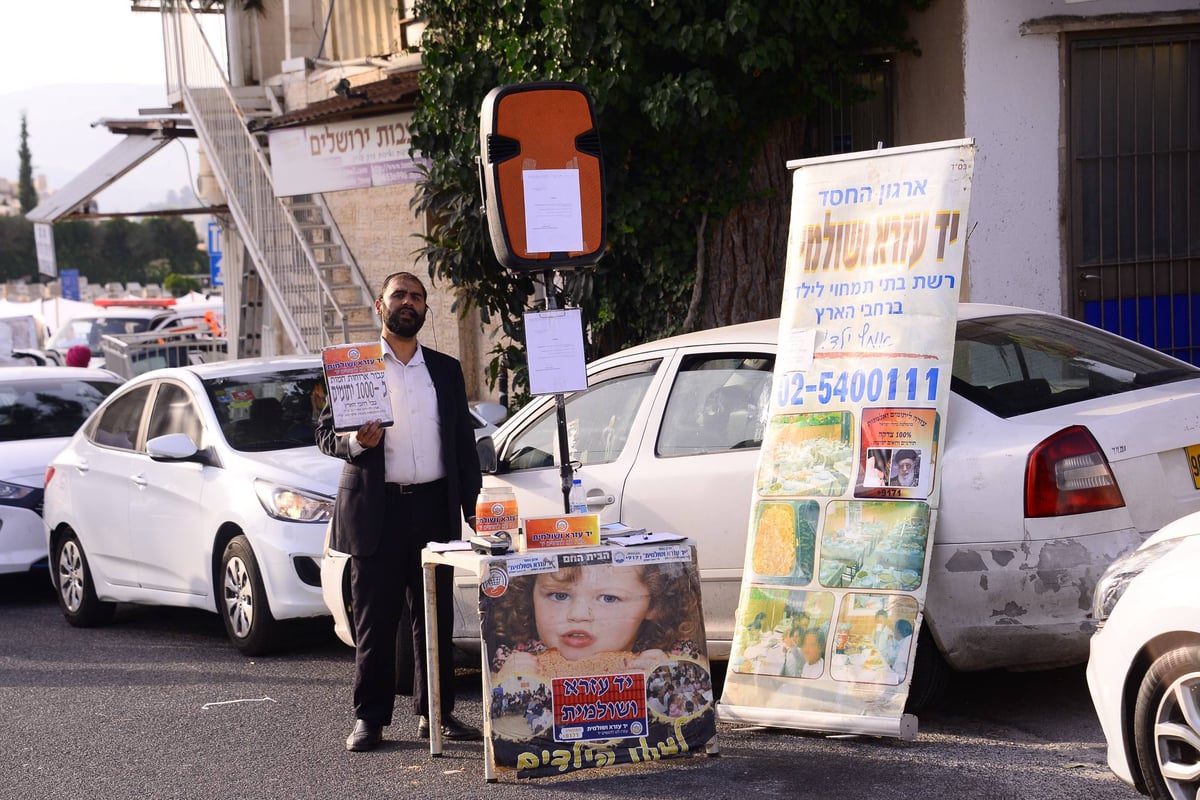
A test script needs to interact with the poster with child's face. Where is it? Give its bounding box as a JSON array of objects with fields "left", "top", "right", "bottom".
[{"left": 478, "top": 546, "right": 716, "bottom": 777}]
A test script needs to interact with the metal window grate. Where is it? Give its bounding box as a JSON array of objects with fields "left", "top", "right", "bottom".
[{"left": 1069, "top": 28, "right": 1200, "bottom": 364}]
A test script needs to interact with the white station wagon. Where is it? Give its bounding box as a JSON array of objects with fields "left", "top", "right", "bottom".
[{"left": 324, "top": 303, "right": 1200, "bottom": 703}]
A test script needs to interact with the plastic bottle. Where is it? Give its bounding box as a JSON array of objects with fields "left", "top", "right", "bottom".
[
  {"left": 476, "top": 484, "right": 518, "bottom": 535},
  {"left": 569, "top": 478, "right": 588, "bottom": 514}
]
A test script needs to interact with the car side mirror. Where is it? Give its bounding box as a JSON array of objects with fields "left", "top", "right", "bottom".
[
  {"left": 474, "top": 402, "right": 508, "bottom": 427},
  {"left": 476, "top": 435, "right": 498, "bottom": 474},
  {"left": 147, "top": 432, "right": 203, "bottom": 462}
]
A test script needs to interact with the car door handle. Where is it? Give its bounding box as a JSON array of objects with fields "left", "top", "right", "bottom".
[
  {"left": 132, "top": 473, "right": 148, "bottom": 488},
  {"left": 587, "top": 494, "right": 616, "bottom": 507},
  {"left": 75, "top": 459, "right": 89, "bottom": 474}
]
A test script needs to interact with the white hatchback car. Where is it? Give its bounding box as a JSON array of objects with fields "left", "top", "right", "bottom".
[
  {"left": 43, "top": 356, "right": 338, "bottom": 654},
  {"left": 324, "top": 303, "right": 1200, "bottom": 701},
  {"left": 0, "top": 367, "right": 122, "bottom": 574},
  {"left": 1087, "top": 515, "right": 1200, "bottom": 800}
]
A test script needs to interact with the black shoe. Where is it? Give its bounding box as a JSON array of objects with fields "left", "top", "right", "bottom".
[
  {"left": 345, "top": 719, "right": 383, "bottom": 752},
  {"left": 418, "top": 714, "right": 482, "bottom": 741}
]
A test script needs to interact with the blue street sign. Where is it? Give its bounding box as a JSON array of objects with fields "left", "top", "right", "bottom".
[
  {"left": 60, "top": 269, "right": 80, "bottom": 301},
  {"left": 207, "top": 221, "right": 224, "bottom": 288}
]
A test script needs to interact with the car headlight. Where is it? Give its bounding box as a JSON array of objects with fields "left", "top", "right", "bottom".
[
  {"left": 254, "top": 480, "right": 333, "bottom": 523},
  {"left": 0, "top": 480, "right": 36, "bottom": 504},
  {"left": 1093, "top": 538, "right": 1185, "bottom": 622}
]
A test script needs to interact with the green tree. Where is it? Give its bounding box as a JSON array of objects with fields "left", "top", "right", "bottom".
[
  {"left": 140, "top": 216, "right": 206, "bottom": 276},
  {"left": 0, "top": 215, "right": 203, "bottom": 287},
  {"left": 17, "top": 113, "right": 37, "bottom": 215},
  {"left": 412, "top": 0, "right": 928, "bottom": 397},
  {"left": 164, "top": 272, "right": 202, "bottom": 297},
  {"left": 0, "top": 216, "right": 36, "bottom": 281}
]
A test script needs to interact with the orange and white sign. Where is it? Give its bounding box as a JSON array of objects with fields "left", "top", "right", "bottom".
[
  {"left": 321, "top": 342, "right": 392, "bottom": 432},
  {"left": 520, "top": 514, "right": 600, "bottom": 550}
]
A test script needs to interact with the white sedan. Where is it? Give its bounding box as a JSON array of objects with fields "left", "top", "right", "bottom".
[
  {"left": 0, "top": 367, "right": 122, "bottom": 574},
  {"left": 323, "top": 304, "right": 1200, "bottom": 701},
  {"left": 43, "top": 356, "right": 338, "bottom": 655},
  {"left": 1087, "top": 515, "right": 1200, "bottom": 800}
]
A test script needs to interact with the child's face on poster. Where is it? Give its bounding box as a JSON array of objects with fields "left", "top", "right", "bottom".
[{"left": 533, "top": 566, "right": 652, "bottom": 660}]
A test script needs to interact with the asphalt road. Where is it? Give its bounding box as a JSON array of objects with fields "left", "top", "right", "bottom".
[{"left": 0, "top": 571, "right": 1141, "bottom": 800}]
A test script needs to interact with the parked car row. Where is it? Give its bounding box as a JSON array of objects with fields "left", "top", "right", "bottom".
[
  {"left": 6, "top": 302, "right": 1200, "bottom": 793},
  {"left": 44, "top": 299, "right": 224, "bottom": 368},
  {"left": 321, "top": 303, "right": 1200, "bottom": 713}
]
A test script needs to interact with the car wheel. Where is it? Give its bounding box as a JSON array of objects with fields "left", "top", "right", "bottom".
[
  {"left": 904, "top": 625, "right": 950, "bottom": 714},
  {"left": 219, "top": 536, "right": 278, "bottom": 656},
  {"left": 1134, "top": 645, "right": 1200, "bottom": 800},
  {"left": 54, "top": 533, "right": 115, "bottom": 627}
]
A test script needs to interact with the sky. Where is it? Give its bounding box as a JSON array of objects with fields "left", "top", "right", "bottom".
[{"left": 0, "top": 1, "right": 215, "bottom": 213}]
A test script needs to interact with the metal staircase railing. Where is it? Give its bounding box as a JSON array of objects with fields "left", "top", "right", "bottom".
[{"left": 161, "top": 1, "right": 375, "bottom": 354}]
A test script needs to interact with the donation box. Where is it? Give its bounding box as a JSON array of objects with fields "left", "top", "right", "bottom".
[{"left": 477, "top": 541, "right": 716, "bottom": 777}]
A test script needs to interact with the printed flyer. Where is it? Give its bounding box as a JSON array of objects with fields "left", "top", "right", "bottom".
[
  {"left": 719, "top": 139, "right": 975, "bottom": 738},
  {"left": 320, "top": 342, "right": 392, "bottom": 432},
  {"left": 478, "top": 544, "right": 716, "bottom": 777}
]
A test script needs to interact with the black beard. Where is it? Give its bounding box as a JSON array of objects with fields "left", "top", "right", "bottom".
[{"left": 384, "top": 306, "right": 426, "bottom": 338}]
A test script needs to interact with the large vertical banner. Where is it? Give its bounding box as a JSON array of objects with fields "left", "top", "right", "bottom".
[
  {"left": 719, "top": 139, "right": 975, "bottom": 738},
  {"left": 479, "top": 544, "right": 716, "bottom": 777}
]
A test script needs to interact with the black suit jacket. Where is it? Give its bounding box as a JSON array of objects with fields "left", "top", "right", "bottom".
[{"left": 315, "top": 345, "right": 482, "bottom": 557}]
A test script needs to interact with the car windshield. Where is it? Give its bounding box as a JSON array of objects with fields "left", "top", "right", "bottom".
[
  {"left": 0, "top": 378, "right": 121, "bottom": 441},
  {"left": 50, "top": 316, "right": 154, "bottom": 354},
  {"left": 952, "top": 313, "right": 1200, "bottom": 418},
  {"left": 202, "top": 367, "right": 326, "bottom": 452}
]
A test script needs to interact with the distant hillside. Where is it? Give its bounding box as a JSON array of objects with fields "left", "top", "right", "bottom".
[{"left": 0, "top": 83, "right": 199, "bottom": 214}]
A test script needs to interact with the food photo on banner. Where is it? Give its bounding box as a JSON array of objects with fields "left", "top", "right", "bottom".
[
  {"left": 719, "top": 138, "right": 975, "bottom": 737},
  {"left": 478, "top": 545, "right": 716, "bottom": 777}
]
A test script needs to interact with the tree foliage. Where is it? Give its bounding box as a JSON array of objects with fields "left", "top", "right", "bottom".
[
  {"left": 0, "top": 215, "right": 205, "bottom": 286},
  {"left": 411, "top": 0, "right": 929, "bottom": 396},
  {"left": 17, "top": 113, "right": 37, "bottom": 215}
]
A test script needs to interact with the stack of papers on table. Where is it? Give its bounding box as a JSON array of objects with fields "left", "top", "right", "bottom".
[
  {"left": 600, "top": 522, "right": 646, "bottom": 538},
  {"left": 609, "top": 532, "right": 687, "bottom": 546},
  {"left": 427, "top": 540, "right": 472, "bottom": 553}
]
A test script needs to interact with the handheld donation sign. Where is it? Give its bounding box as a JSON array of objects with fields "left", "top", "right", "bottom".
[
  {"left": 478, "top": 542, "right": 716, "bottom": 777},
  {"left": 719, "top": 139, "right": 976, "bottom": 740},
  {"left": 320, "top": 342, "right": 393, "bottom": 433}
]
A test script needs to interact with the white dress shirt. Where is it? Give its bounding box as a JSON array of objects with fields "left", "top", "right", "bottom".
[{"left": 351, "top": 341, "right": 445, "bottom": 484}]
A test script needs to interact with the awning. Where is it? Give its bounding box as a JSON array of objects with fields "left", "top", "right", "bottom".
[
  {"left": 259, "top": 72, "right": 419, "bottom": 131},
  {"left": 25, "top": 117, "right": 221, "bottom": 223}
]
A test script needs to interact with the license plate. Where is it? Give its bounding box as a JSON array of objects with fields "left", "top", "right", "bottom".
[{"left": 1187, "top": 444, "right": 1200, "bottom": 489}]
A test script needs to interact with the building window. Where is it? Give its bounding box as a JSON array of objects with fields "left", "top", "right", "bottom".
[
  {"left": 806, "top": 60, "right": 895, "bottom": 156},
  {"left": 1068, "top": 28, "right": 1200, "bottom": 364}
]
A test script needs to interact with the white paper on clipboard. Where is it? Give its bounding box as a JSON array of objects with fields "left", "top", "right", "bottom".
[{"left": 524, "top": 308, "right": 588, "bottom": 396}]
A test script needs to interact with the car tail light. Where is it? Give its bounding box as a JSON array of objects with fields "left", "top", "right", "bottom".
[
  {"left": 1025, "top": 425, "right": 1125, "bottom": 517},
  {"left": 44, "top": 466, "right": 55, "bottom": 487}
]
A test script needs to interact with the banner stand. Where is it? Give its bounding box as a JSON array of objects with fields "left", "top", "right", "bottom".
[
  {"left": 719, "top": 138, "right": 976, "bottom": 738},
  {"left": 719, "top": 704, "right": 918, "bottom": 741}
]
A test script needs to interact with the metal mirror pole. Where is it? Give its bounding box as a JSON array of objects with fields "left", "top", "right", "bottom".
[{"left": 544, "top": 267, "right": 574, "bottom": 513}]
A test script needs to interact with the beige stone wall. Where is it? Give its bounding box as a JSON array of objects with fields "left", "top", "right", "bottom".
[
  {"left": 323, "top": 184, "right": 498, "bottom": 401},
  {"left": 892, "top": 0, "right": 969, "bottom": 299}
]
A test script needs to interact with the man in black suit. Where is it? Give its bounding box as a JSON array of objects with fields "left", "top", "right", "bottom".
[{"left": 316, "top": 271, "right": 483, "bottom": 752}]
